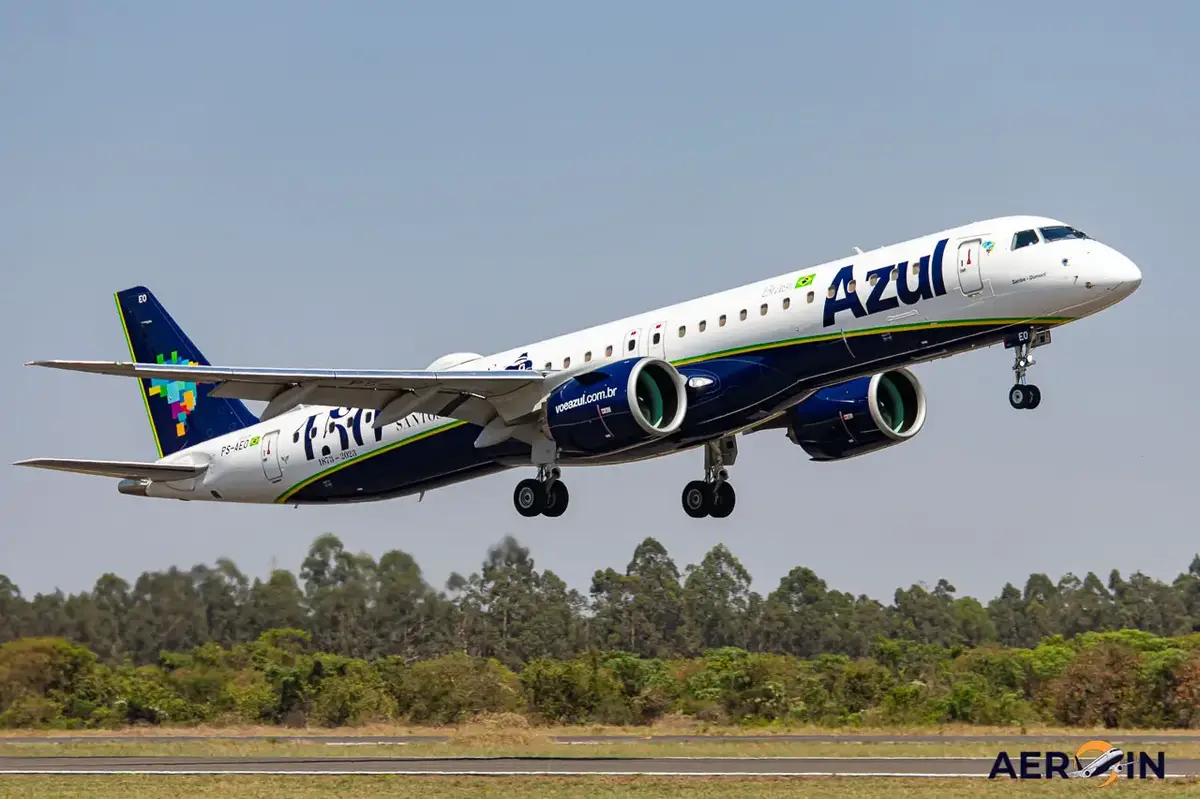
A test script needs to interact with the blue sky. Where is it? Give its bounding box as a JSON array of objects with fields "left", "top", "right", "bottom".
[{"left": 2, "top": 1, "right": 1195, "bottom": 602}]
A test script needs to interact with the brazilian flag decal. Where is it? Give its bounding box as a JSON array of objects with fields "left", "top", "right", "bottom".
[{"left": 794, "top": 272, "right": 815, "bottom": 288}]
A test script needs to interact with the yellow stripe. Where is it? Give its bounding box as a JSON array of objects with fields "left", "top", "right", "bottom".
[
  {"left": 115, "top": 292, "right": 164, "bottom": 459},
  {"left": 275, "top": 420, "right": 468, "bottom": 503},
  {"left": 671, "top": 317, "right": 1068, "bottom": 366},
  {"left": 277, "top": 316, "right": 1069, "bottom": 501}
]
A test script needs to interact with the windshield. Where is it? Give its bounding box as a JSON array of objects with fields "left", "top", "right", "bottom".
[{"left": 1039, "top": 225, "right": 1089, "bottom": 242}]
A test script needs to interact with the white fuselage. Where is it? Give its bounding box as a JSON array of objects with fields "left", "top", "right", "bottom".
[{"left": 140, "top": 215, "right": 1141, "bottom": 505}]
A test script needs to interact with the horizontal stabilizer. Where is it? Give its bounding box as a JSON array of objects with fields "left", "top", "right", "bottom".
[{"left": 13, "top": 458, "right": 208, "bottom": 481}]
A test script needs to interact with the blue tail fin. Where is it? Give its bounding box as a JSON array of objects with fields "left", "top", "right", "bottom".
[{"left": 115, "top": 286, "right": 258, "bottom": 457}]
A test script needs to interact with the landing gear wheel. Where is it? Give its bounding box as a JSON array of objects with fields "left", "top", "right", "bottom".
[
  {"left": 1008, "top": 384, "right": 1042, "bottom": 410},
  {"left": 542, "top": 481, "right": 569, "bottom": 517},
  {"left": 513, "top": 479, "right": 543, "bottom": 517},
  {"left": 709, "top": 481, "right": 736, "bottom": 519},
  {"left": 682, "top": 480, "right": 710, "bottom": 518}
]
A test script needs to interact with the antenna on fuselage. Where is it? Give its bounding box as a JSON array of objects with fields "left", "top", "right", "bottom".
[{"left": 853, "top": 246, "right": 864, "bottom": 254}]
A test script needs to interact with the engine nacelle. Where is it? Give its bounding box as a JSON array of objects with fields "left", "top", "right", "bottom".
[
  {"left": 544, "top": 357, "right": 688, "bottom": 456},
  {"left": 786, "top": 367, "right": 927, "bottom": 461}
]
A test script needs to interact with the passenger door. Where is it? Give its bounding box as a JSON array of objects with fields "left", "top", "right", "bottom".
[
  {"left": 623, "top": 328, "right": 644, "bottom": 359},
  {"left": 956, "top": 239, "right": 984, "bottom": 295},
  {"left": 648, "top": 321, "right": 667, "bottom": 360},
  {"left": 260, "top": 430, "right": 282, "bottom": 483}
]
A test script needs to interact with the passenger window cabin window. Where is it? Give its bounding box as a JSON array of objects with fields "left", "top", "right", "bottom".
[
  {"left": 585, "top": 351, "right": 592, "bottom": 362},
  {"left": 563, "top": 357, "right": 571, "bottom": 368},
  {"left": 740, "top": 309, "right": 748, "bottom": 321},
  {"left": 827, "top": 286, "right": 836, "bottom": 299},
  {"left": 545, "top": 361, "right": 552, "bottom": 369},
  {"left": 891, "top": 267, "right": 899, "bottom": 279},
  {"left": 782, "top": 297, "right": 790, "bottom": 310},
  {"left": 605, "top": 345, "right": 613, "bottom": 357},
  {"left": 869, "top": 274, "right": 878, "bottom": 286},
  {"left": 759, "top": 303, "right": 768, "bottom": 316},
  {"left": 1013, "top": 229, "right": 1039, "bottom": 249},
  {"left": 678, "top": 325, "right": 686, "bottom": 337},
  {"left": 719, "top": 314, "right": 727, "bottom": 326},
  {"left": 911, "top": 263, "right": 919, "bottom": 275},
  {"left": 848, "top": 279, "right": 857, "bottom": 293},
  {"left": 699, "top": 320, "right": 707, "bottom": 332},
  {"left": 807, "top": 291, "right": 814, "bottom": 303}
]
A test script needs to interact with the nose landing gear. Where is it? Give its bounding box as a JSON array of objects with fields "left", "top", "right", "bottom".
[{"left": 1005, "top": 327, "right": 1051, "bottom": 410}]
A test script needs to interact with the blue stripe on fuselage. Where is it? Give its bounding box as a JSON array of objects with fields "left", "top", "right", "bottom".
[{"left": 286, "top": 319, "right": 1061, "bottom": 502}]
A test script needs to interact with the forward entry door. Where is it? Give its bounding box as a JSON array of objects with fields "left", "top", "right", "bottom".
[
  {"left": 260, "top": 430, "right": 282, "bottom": 483},
  {"left": 957, "top": 239, "right": 983, "bottom": 295}
]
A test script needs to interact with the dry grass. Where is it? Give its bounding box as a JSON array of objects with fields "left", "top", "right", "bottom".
[
  {"left": 0, "top": 776, "right": 1196, "bottom": 798},
  {"left": 4, "top": 738, "right": 1200, "bottom": 760},
  {"left": 3, "top": 716, "right": 1200, "bottom": 740}
]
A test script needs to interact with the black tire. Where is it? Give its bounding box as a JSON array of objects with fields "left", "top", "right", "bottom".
[
  {"left": 513, "top": 479, "right": 543, "bottom": 517},
  {"left": 710, "top": 482, "right": 736, "bottom": 519},
  {"left": 1026, "top": 385, "right": 1041, "bottom": 409},
  {"left": 542, "top": 481, "right": 569, "bottom": 517},
  {"left": 1008, "top": 385, "right": 1028, "bottom": 409},
  {"left": 682, "top": 480, "right": 710, "bottom": 518}
]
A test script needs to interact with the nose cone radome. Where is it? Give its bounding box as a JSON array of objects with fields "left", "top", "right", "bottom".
[{"left": 1089, "top": 245, "right": 1142, "bottom": 299}]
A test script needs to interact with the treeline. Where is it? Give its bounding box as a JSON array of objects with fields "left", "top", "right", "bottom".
[
  {"left": 3, "top": 629, "right": 1200, "bottom": 729},
  {"left": 3, "top": 536, "right": 1200, "bottom": 729},
  {"left": 2, "top": 535, "right": 1199, "bottom": 667}
]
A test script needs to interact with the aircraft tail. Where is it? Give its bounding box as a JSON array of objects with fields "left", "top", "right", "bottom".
[{"left": 115, "top": 286, "right": 258, "bottom": 457}]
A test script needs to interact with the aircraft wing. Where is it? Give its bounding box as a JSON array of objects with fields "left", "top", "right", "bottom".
[
  {"left": 13, "top": 458, "right": 208, "bottom": 481},
  {"left": 26, "top": 360, "right": 552, "bottom": 429}
]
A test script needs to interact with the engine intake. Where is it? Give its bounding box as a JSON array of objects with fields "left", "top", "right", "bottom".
[
  {"left": 544, "top": 357, "right": 687, "bottom": 456},
  {"left": 786, "top": 367, "right": 926, "bottom": 461}
]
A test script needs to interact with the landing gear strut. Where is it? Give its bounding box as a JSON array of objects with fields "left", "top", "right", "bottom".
[
  {"left": 1006, "top": 328, "right": 1050, "bottom": 410},
  {"left": 514, "top": 464, "right": 569, "bottom": 518},
  {"left": 682, "top": 436, "right": 737, "bottom": 519}
]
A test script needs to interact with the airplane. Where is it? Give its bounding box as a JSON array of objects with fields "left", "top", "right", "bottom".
[{"left": 15, "top": 215, "right": 1141, "bottom": 519}]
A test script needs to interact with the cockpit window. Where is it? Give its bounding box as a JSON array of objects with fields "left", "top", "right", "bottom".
[
  {"left": 1012, "top": 229, "right": 1039, "bottom": 250},
  {"left": 1039, "top": 225, "right": 1089, "bottom": 242}
]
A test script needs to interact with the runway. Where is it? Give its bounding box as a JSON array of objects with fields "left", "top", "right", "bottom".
[
  {"left": 1, "top": 756, "right": 1198, "bottom": 777},
  {"left": 5, "top": 733, "right": 1200, "bottom": 744}
]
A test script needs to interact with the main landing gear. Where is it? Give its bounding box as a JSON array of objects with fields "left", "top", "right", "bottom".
[
  {"left": 1006, "top": 328, "right": 1051, "bottom": 410},
  {"left": 682, "top": 436, "right": 738, "bottom": 519},
  {"left": 513, "top": 465, "right": 569, "bottom": 518}
]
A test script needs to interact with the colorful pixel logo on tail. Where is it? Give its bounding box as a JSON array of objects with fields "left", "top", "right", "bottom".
[{"left": 147, "top": 352, "right": 199, "bottom": 437}]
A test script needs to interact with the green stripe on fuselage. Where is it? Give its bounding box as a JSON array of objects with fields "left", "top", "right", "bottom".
[
  {"left": 271, "top": 316, "right": 1069, "bottom": 502},
  {"left": 274, "top": 420, "right": 467, "bottom": 503}
]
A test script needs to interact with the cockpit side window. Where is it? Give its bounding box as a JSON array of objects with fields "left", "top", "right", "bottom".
[
  {"left": 1039, "top": 225, "right": 1089, "bottom": 242},
  {"left": 1012, "top": 229, "right": 1040, "bottom": 250}
]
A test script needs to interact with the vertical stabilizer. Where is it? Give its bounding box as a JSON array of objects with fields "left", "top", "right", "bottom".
[{"left": 115, "top": 286, "right": 257, "bottom": 457}]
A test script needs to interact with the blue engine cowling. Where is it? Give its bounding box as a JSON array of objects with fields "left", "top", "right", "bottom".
[
  {"left": 544, "top": 357, "right": 688, "bottom": 456},
  {"left": 786, "top": 367, "right": 927, "bottom": 461}
]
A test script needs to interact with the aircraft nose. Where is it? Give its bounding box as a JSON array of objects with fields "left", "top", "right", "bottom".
[{"left": 1089, "top": 245, "right": 1141, "bottom": 297}]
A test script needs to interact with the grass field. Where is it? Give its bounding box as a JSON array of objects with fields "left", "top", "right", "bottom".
[
  {"left": 4, "top": 720, "right": 1199, "bottom": 740},
  {"left": 4, "top": 738, "right": 1200, "bottom": 759},
  {"left": 0, "top": 776, "right": 1197, "bottom": 798}
]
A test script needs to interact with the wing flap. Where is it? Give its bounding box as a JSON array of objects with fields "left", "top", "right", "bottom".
[{"left": 14, "top": 458, "right": 208, "bottom": 481}]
